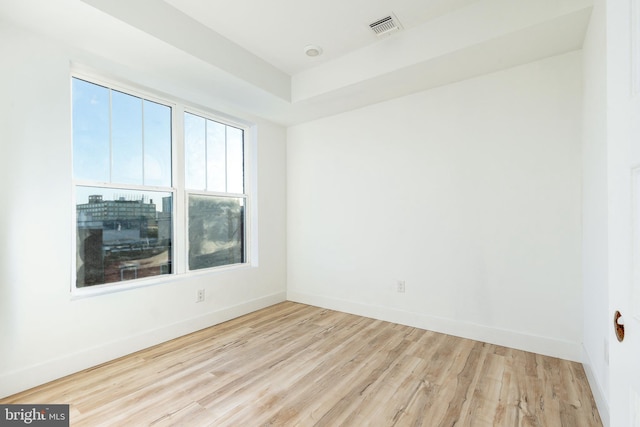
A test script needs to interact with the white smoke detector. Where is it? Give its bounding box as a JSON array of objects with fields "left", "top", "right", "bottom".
[{"left": 369, "top": 13, "right": 402, "bottom": 37}]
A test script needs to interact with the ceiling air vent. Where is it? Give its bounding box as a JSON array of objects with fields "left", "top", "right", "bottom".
[{"left": 369, "top": 14, "right": 402, "bottom": 37}]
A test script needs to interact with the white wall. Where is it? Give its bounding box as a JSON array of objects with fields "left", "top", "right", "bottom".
[
  {"left": 287, "top": 51, "right": 583, "bottom": 361},
  {"left": 580, "top": 0, "right": 610, "bottom": 423},
  {"left": 0, "top": 23, "right": 287, "bottom": 398}
]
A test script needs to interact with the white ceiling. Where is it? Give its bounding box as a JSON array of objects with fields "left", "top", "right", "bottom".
[
  {"left": 163, "top": 0, "right": 480, "bottom": 75},
  {"left": 0, "top": 0, "right": 593, "bottom": 125}
]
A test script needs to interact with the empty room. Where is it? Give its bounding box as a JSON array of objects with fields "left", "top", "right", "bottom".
[{"left": 0, "top": 0, "right": 638, "bottom": 425}]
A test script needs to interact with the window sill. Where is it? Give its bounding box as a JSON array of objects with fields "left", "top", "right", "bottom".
[{"left": 70, "top": 263, "right": 253, "bottom": 300}]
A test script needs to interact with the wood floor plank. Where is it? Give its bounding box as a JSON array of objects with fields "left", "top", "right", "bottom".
[
  {"left": 466, "top": 352, "right": 506, "bottom": 426},
  {"left": 1, "top": 302, "right": 603, "bottom": 426}
]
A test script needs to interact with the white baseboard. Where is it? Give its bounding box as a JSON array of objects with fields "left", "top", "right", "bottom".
[
  {"left": 0, "top": 292, "right": 286, "bottom": 399},
  {"left": 287, "top": 290, "right": 582, "bottom": 362},
  {"left": 582, "top": 345, "right": 610, "bottom": 427}
]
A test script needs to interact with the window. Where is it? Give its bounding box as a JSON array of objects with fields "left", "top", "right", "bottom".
[
  {"left": 72, "top": 76, "right": 250, "bottom": 291},
  {"left": 184, "top": 113, "right": 246, "bottom": 270}
]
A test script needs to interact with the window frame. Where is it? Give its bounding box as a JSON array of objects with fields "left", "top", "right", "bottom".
[
  {"left": 70, "top": 71, "right": 255, "bottom": 298},
  {"left": 183, "top": 109, "right": 249, "bottom": 273}
]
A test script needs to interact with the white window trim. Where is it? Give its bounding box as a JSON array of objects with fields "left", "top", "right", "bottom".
[{"left": 70, "top": 70, "right": 257, "bottom": 298}]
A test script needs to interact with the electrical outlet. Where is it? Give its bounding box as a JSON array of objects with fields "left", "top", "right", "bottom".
[
  {"left": 397, "top": 280, "right": 405, "bottom": 293},
  {"left": 196, "top": 289, "right": 205, "bottom": 303}
]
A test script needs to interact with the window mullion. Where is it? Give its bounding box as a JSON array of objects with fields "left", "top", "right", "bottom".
[
  {"left": 109, "top": 89, "right": 113, "bottom": 183},
  {"left": 224, "top": 125, "right": 228, "bottom": 193},
  {"left": 173, "top": 105, "right": 187, "bottom": 275},
  {"left": 204, "top": 118, "right": 208, "bottom": 191},
  {"left": 141, "top": 99, "right": 145, "bottom": 186}
]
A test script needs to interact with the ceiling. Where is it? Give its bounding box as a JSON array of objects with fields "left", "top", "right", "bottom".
[
  {"left": 163, "top": 0, "right": 480, "bottom": 75},
  {"left": 0, "top": 0, "right": 593, "bottom": 125}
]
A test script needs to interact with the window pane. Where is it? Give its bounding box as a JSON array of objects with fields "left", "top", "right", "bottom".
[
  {"left": 112, "top": 90, "right": 143, "bottom": 185},
  {"left": 143, "top": 100, "right": 172, "bottom": 187},
  {"left": 76, "top": 186, "right": 173, "bottom": 287},
  {"left": 227, "top": 126, "right": 244, "bottom": 194},
  {"left": 206, "top": 120, "right": 226, "bottom": 192},
  {"left": 72, "top": 78, "right": 110, "bottom": 182},
  {"left": 185, "top": 113, "right": 206, "bottom": 190},
  {"left": 188, "top": 194, "right": 244, "bottom": 270}
]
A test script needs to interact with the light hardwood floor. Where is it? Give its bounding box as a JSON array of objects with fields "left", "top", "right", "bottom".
[{"left": 1, "top": 302, "right": 602, "bottom": 426}]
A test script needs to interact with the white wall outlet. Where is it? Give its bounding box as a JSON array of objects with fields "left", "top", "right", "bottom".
[
  {"left": 196, "top": 289, "right": 205, "bottom": 303},
  {"left": 397, "top": 280, "right": 405, "bottom": 293}
]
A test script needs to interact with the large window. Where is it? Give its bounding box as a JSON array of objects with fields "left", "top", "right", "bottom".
[
  {"left": 184, "top": 113, "right": 246, "bottom": 270},
  {"left": 72, "top": 76, "right": 249, "bottom": 291}
]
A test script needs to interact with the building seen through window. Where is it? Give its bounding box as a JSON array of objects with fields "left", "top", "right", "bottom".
[{"left": 76, "top": 189, "right": 173, "bottom": 287}]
